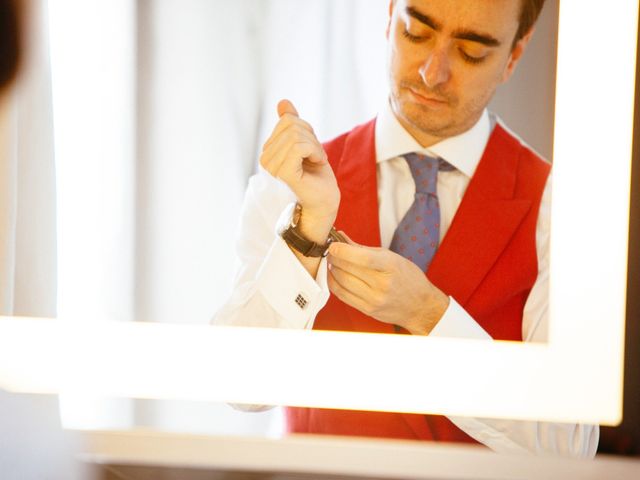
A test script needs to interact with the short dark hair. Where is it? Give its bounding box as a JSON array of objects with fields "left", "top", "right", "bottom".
[
  {"left": 391, "top": 1, "right": 548, "bottom": 49},
  {"left": 514, "top": 0, "right": 547, "bottom": 45},
  {"left": 0, "top": 0, "right": 21, "bottom": 91}
]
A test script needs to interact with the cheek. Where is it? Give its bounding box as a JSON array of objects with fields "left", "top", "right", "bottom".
[
  {"left": 388, "top": 38, "right": 405, "bottom": 73},
  {"left": 456, "top": 61, "right": 503, "bottom": 93},
  {"left": 388, "top": 48, "right": 412, "bottom": 92},
  {"left": 388, "top": 28, "right": 423, "bottom": 77},
  {"left": 389, "top": 48, "right": 425, "bottom": 84}
]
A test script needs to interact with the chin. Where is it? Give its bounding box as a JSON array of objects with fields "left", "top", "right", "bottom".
[{"left": 401, "top": 103, "right": 455, "bottom": 136}]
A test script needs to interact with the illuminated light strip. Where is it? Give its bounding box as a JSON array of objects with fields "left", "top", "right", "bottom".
[
  {"left": 547, "top": 0, "right": 638, "bottom": 423},
  {"left": 0, "top": 1, "right": 636, "bottom": 425},
  {"left": 0, "top": 316, "right": 616, "bottom": 424}
]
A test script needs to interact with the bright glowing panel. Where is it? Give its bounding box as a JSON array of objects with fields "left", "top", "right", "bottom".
[{"left": 0, "top": 1, "right": 635, "bottom": 425}]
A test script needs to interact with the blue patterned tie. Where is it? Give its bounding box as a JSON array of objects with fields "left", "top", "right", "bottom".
[{"left": 389, "top": 153, "right": 455, "bottom": 272}]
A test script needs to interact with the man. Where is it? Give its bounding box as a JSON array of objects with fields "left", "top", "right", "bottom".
[{"left": 214, "top": 0, "right": 599, "bottom": 456}]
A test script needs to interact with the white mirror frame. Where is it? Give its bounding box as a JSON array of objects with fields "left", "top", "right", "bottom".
[{"left": 0, "top": 0, "right": 637, "bottom": 426}]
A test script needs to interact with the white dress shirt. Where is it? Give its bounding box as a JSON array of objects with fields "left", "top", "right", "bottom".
[{"left": 213, "top": 101, "right": 599, "bottom": 457}]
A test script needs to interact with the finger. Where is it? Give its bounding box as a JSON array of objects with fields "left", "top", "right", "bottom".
[
  {"left": 265, "top": 136, "right": 325, "bottom": 183},
  {"left": 260, "top": 129, "right": 290, "bottom": 174},
  {"left": 328, "top": 242, "right": 388, "bottom": 271},
  {"left": 261, "top": 138, "right": 301, "bottom": 180},
  {"left": 337, "top": 230, "right": 358, "bottom": 246},
  {"left": 278, "top": 99, "right": 298, "bottom": 118},
  {"left": 328, "top": 268, "right": 375, "bottom": 316},
  {"left": 261, "top": 125, "right": 299, "bottom": 169},
  {"left": 260, "top": 126, "right": 323, "bottom": 175},
  {"left": 271, "top": 142, "right": 306, "bottom": 180},
  {"left": 263, "top": 115, "right": 316, "bottom": 153},
  {"left": 328, "top": 262, "right": 375, "bottom": 293},
  {"left": 262, "top": 123, "right": 319, "bottom": 166},
  {"left": 262, "top": 136, "right": 325, "bottom": 181},
  {"left": 273, "top": 141, "right": 328, "bottom": 181},
  {"left": 327, "top": 254, "right": 375, "bottom": 285}
]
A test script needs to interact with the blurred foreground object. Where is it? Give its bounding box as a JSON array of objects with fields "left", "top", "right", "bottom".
[
  {"left": 0, "top": 0, "right": 21, "bottom": 91},
  {"left": 0, "top": 390, "right": 94, "bottom": 479}
]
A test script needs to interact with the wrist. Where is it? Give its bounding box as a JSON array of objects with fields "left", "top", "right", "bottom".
[
  {"left": 279, "top": 203, "right": 339, "bottom": 258},
  {"left": 297, "top": 207, "right": 337, "bottom": 244},
  {"left": 407, "top": 289, "right": 450, "bottom": 336}
]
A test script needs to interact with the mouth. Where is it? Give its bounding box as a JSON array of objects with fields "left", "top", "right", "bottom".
[{"left": 407, "top": 87, "right": 448, "bottom": 106}]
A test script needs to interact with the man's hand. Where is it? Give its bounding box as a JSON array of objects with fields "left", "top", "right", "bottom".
[
  {"left": 327, "top": 235, "right": 450, "bottom": 335},
  {"left": 260, "top": 99, "right": 340, "bottom": 244}
]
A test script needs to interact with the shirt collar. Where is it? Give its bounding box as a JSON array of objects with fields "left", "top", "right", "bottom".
[{"left": 375, "top": 98, "right": 491, "bottom": 178}]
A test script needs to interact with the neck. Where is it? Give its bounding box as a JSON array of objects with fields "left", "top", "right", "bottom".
[
  {"left": 394, "top": 114, "right": 445, "bottom": 148},
  {"left": 389, "top": 100, "right": 482, "bottom": 148}
]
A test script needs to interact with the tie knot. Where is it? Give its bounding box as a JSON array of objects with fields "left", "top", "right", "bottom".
[{"left": 403, "top": 152, "right": 454, "bottom": 194}]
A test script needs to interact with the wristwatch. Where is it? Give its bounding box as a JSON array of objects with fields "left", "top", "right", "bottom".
[{"left": 280, "top": 203, "right": 345, "bottom": 257}]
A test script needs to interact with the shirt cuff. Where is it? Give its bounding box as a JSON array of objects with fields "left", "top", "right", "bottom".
[
  {"left": 256, "top": 236, "right": 330, "bottom": 329},
  {"left": 429, "top": 297, "right": 492, "bottom": 340}
]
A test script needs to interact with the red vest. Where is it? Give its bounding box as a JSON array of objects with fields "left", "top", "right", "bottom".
[{"left": 285, "top": 119, "right": 551, "bottom": 443}]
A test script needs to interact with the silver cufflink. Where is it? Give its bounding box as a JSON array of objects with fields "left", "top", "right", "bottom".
[{"left": 295, "top": 293, "right": 308, "bottom": 310}]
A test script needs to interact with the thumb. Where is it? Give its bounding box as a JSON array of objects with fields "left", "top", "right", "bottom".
[
  {"left": 337, "top": 230, "right": 359, "bottom": 246},
  {"left": 277, "top": 99, "right": 299, "bottom": 118}
]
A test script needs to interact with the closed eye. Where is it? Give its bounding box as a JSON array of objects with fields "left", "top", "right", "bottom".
[
  {"left": 402, "top": 28, "right": 427, "bottom": 43},
  {"left": 459, "top": 49, "right": 487, "bottom": 65}
]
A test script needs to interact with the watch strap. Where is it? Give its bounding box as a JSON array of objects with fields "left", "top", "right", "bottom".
[{"left": 282, "top": 225, "right": 345, "bottom": 257}]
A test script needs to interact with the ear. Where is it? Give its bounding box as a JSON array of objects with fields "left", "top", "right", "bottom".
[
  {"left": 501, "top": 27, "right": 535, "bottom": 83},
  {"left": 386, "top": 0, "right": 395, "bottom": 40}
]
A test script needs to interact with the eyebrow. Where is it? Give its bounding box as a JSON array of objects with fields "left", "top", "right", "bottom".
[{"left": 405, "top": 6, "right": 502, "bottom": 48}]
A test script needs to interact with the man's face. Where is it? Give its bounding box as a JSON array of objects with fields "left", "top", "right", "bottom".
[{"left": 387, "top": 0, "right": 530, "bottom": 145}]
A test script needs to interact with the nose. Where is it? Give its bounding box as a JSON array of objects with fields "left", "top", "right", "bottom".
[{"left": 419, "top": 47, "right": 451, "bottom": 88}]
